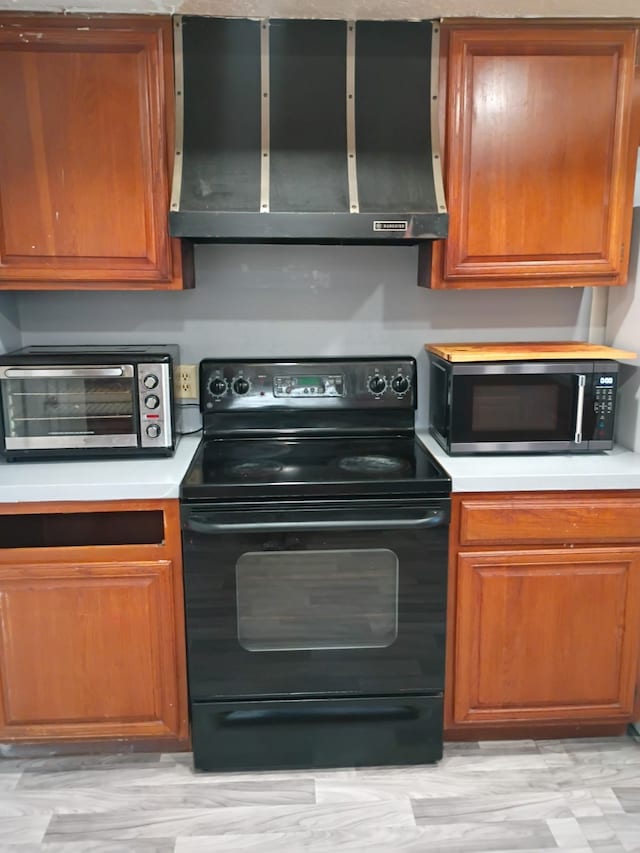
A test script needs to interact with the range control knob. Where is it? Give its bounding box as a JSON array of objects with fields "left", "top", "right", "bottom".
[
  {"left": 146, "top": 423, "right": 161, "bottom": 438},
  {"left": 233, "top": 377, "right": 250, "bottom": 395},
  {"left": 143, "top": 374, "right": 159, "bottom": 389},
  {"left": 145, "top": 394, "right": 160, "bottom": 410},
  {"left": 209, "top": 377, "right": 228, "bottom": 397},
  {"left": 391, "top": 375, "right": 410, "bottom": 394},
  {"left": 368, "top": 375, "right": 387, "bottom": 395}
]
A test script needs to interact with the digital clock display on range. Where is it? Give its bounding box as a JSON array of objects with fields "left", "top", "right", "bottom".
[
  {"left": 296, "top": 375, "right": 320, "bottom": 387},
  {"left": 273, "top": 374, "right": 344, "bottom": 397}
]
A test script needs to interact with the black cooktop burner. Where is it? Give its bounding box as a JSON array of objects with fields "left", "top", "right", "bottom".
[
  {"left": 337, "top": 454, "right": 412, "bottom": 475},
  {"left": 181, "top": 435, "right": 451, "bottom": 500},
  {"left": 228, "top": 460, "right": 285, "bottom": 478}
]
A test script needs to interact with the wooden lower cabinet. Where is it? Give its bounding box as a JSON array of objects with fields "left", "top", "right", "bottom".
[
  {"left": 454, "top": 548, "right": 640, "bottom": 726},
  {"left": 447, "top": 492, "right": 640, "bottom": 737},
  {"left": 0, "top": 500, "right": 188, "bottom": 746}
]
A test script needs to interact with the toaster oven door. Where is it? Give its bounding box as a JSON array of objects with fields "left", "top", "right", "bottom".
[{"left": 0, "top": 365, "right": 139, "bottom": 451}]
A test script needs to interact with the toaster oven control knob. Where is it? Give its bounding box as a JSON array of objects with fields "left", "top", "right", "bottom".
[
  {"left": 146, "top": 423, "right": 161, "bottom": 439},
  {"left": 209, "top": 377, "right": 227, "bottom": 397},
  {"left": 233, "top": 377, "right": 250, "bottom": 395},
  {"left": 143, "top": 374, "right": 159, "bottom": 389},
  {"left": 145, "top": 394, "right": 160, "bottom": 410},
  {"left": 391, "top": 375, "right": 410, "bottom": 394},
  {"left": 368, "top": 375, "right": 386, "bottom": 395}
]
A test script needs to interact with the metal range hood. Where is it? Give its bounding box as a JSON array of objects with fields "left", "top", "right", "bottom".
[{"left": 169, "top": 16, "right": 448, "bottom": 244}]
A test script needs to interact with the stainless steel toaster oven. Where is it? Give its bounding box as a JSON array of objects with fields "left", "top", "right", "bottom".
[{"left": 0, "top": 345, "right": 178, "bottom": 461}]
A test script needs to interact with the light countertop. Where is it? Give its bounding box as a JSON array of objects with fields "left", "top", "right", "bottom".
[
  {"left": 2, "top": 432, "right": 639, "bottom": 504},
  {"left": 0, "top": 435, "right": 202, "bottom": 504},
  {"left": 417, "top": 430, "right": 640, "bottom": 492}
]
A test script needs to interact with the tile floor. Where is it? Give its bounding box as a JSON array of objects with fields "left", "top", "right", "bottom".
[{"left": 1, "top": 734, "right": 640, "bottom": 851}]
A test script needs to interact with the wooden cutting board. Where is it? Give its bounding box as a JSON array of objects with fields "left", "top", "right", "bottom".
[{"left": 425, "top": 341, "right": 637, "bottom": 362}]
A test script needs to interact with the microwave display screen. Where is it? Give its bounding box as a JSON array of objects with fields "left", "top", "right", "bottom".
[{"left": 472, "top": 383, "right": 559, "bottom": 433}]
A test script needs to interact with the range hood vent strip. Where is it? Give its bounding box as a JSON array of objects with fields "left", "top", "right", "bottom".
[{"left": 170, "top": 16, "right": 449, "bottom": 244}]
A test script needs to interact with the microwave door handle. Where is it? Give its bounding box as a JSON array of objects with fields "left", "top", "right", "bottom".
[
  {"left": 574, "top": 374, "right": 587, "bottom": 444},
  {"left": 2, "top": 367, "right": 127, "bottom": 379}
]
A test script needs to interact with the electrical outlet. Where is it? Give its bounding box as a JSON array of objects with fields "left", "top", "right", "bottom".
[{"left": 175, "top": 364, "right": 198, "bottom": 399}]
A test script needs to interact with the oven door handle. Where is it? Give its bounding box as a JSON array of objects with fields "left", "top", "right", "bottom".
[{"left": 185, "top": 508, "right": 449, "bottom": 534}]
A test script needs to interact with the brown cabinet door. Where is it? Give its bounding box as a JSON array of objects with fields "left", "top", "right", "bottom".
[
  {"left": 0, "top": 559, "right": 184, "bottom": 740},
  {"left": 453, "top": 548, "right": 640, "bottom": 725},
  {"left": 0, "top": 16, "right": 188, "bottom": 289},
  {"left": 429, "top": 25, "right": 637, "bottom": 289}
]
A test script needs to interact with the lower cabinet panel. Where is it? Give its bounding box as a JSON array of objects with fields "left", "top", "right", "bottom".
[
  {"left": 0, "top": 559, "right": 182, "bottom": 740},
  {"left": 453, "top": 548, "right": 640, "bottom": 726}
]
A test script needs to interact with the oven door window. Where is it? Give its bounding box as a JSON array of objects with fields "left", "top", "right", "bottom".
[
  {"left": 236, "top": 549, "right": 398, "bottom": 652},
  {"left": 1, "top": 368, "right": 136, "bottom": 448},
  {"left": 451, "top": 373, "right": 577, "bottom": 443}
]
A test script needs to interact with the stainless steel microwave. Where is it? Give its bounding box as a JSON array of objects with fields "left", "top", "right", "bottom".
[
  {"left": 428, "top": 355, "right": 620, "bottom": 455},
  {"left": 0, "top": 345, "right": 178, "bottom": 461}
]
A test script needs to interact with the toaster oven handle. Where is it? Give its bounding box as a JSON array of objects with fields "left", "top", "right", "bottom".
[
  {"left": 574, "top": 374, "right": 586, "bottom": 444},
  {"left": 185, "top": 508, "right": 449, "bottom": 534},
  {"left": 1, "top": 367, "right": 130, "bottom": 379}
]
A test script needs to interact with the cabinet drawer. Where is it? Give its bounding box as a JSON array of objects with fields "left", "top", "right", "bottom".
[{"left": 458, "top": 493, "right": 640, "bottom": 546}]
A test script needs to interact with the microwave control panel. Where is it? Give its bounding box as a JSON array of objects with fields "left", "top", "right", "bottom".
[{"left": 592, "top": 373, "right": 617, "bottom": 439}]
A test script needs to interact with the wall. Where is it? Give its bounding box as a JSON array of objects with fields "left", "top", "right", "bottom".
[
  {"left": 2, "top": 0, "right": 639, "bottom": 17},
  {"left": 17, "top": 244, "right": 591, "bottom": 427},
  {"left": 0, "top": 294, "right": 21, "bottom": 354},
  {"left": 605, "top": 150, "right": 640, "bottom": 450},
  {"left": 606, "top": 196, "right": 640, "bottom": 451}
]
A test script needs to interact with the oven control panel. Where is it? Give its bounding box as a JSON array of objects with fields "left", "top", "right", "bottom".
[{"left": 200, "top": 358, "right": 416, "bottom": 411}]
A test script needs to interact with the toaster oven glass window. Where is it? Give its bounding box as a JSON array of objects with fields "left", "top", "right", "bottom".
[{"left": 1, "top": 376, "right": 136, "bottom": 439}]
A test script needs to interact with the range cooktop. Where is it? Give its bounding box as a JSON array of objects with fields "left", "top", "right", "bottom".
[
  {"left": 181, "top": 357, "right": 451, "bottom": 501},
  {"left": 181, "top": 435, "right": 451, "bottom": 501}
]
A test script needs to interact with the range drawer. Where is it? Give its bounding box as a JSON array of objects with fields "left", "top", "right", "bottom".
[{"left": 457, "top": 492, "right": 640, "bottom": 546}]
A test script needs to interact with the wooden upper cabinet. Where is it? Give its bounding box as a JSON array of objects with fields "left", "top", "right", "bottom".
[
  {"left": 426, "top": 24, "right": 638, "bottom": 289},
  {"left": 0, "top": 15, "right": 191, "bottom": 289}
]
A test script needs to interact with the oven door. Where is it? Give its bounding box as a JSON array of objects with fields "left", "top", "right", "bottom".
[
  {"left": 182, "top": 497, "right": 449, "bottom": 701},
  {"left": 0, "top": 365, "right": 139, "bottom": 453},
  {"left": 447, "top": 361, "right": 596, "bottom": 453}
]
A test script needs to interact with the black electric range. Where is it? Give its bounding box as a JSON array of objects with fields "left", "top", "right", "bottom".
[
  {"left": 182, "top": 356, "right": 450, "bottom": 501},
  {"left": 180, "top": 357, "right": 451, "bottom": 772}
]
